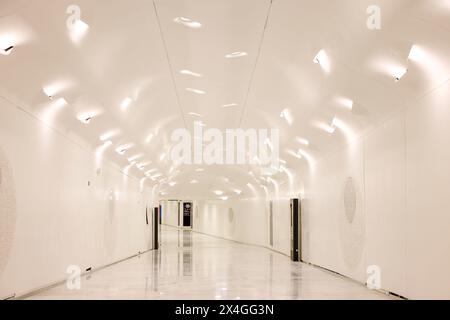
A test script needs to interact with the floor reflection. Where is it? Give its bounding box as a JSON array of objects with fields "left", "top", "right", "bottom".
[{"left": 26, "top": 226, "right": 395, "bottom": 300}]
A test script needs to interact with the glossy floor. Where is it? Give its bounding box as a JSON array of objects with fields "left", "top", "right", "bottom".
[{"left": 26, "top": 227, "right": 394, "bottom": 300}]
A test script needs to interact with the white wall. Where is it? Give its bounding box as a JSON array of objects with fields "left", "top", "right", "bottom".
[
  {"left": 193, "top": 198, "right": 291, "bottom": 256},
  {"left": 0, "top": 95, "right": 156, "bottom": 298},
  {"left": 302, "top": 81, "right": 450, "bottom": 299},
  {"left": 160, "top": 200, "right": 180, "bottom": 227}
]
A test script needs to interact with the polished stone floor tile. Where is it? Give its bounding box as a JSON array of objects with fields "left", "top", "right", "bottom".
[{"left": 26, "top": 227, "right": 394, "bottom": 300}]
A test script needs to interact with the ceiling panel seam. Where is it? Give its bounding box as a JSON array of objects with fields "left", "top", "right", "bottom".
[
  {"left": 152, "top": 0, "right": 187, "bottom": 129},
  {"left": 237, "top": 0, "right": 274, "bottom": 128}
]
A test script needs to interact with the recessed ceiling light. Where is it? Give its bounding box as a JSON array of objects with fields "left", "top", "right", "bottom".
[
  {"left": 313, "top": 49, "right": 330, "bottom": 73},
  {"left": 128, "top": 154, "right": 143, "bottom": 162},
  {"left": 214, "top": 190, "right": 224, "bottom": 196},
  {"left": 168, "top": 182, "right": 177, "bottom": 187},
  {"left": 327, "top": 121, "right": 337, "bottom": 134},
  {"left": 179, "top": 69, "right": 203, "bottom": 77},
  {"left": 393, "top": 67, "right": 408, "bottom": 82},
  {"left": 115, "top": 143, "right": 134, "bottom": 155},
  {"left": 77, "top": 112, "right": 95, "bottom": 124},
  {"left": 100, "top": 130, "right": 119, "bottom": 142},
  {"left": 137, "top": 162, "right": 150, "bottom": 170},
  {"left": 121, "top": 97, "right": 133, "bottom": 111},
  {"left": 287, "top": 149, "right": 303, "bottom": 160},
  {"left": 1, "top": 45, "right": 14, "bottom": 56},
  {"left": 233, "top": 189, "right": 242, "bottom": 195},
  {"left": 42, "top": 86, "right": 58, "bottom": 100},
  {"left": 190, "top": 179, "right": 199, "bottom": 184},
  {"left": 222, "top": 103, "right": 238, "bottom": 108},
  {"left": 408, "top": 45, "right": 424, "bottom": 62},
  {"left": 188, "top": 112, "right": 204, "bottom": 117},
  {"left": 195, "top": 168, "right": 204, "bottom": 172},
  {"left": 337, "top": 97, "right": 354, "bottom": 110},
  {"left": 296, "top": 137, "right": 310, "bottom": 146},
  {"left": 145, "top": 133, "right": 154, "bottom": 144},
  {"left": 280, "top": 108, "right": 293, "bottom": 125},
  {"left": 173, "top": 17, "right": 202, "bottom": 29},
  {"left": 220, "top": 196, "right": 229, "bottom": 201},
  {"left": 225, "top": 52, "right": 248, "bottom": 59},
  {"left": 186, "top": 88, "right": 206, "bottom": 95}
]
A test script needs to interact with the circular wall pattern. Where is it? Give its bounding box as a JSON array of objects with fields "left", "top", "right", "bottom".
[
  {"left": 0, "top": 147, "right": 17, "bottom": 275},
  {"left": 339, "top": 176, "right": 365, "bottom": 271},
  {"left": 104, "top": 188, "right": 118, "bottom": 257},
  {"left": 228, "top": 208, "right": 234, "bottom": 223},
  {"left": 344, "top": 177, "right": 357, "bottom": 224}
]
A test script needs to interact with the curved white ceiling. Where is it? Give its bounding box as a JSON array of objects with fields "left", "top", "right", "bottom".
[{"left": 0, "top": 0, "right": 449, "bottom": 200}]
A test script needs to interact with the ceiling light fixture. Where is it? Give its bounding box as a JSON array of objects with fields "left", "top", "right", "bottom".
[
  {"left": 287, "top": 149, "right": 303, "bottom": 160},
  {"left": 100, "top": 131, "right": 119, "bottom": 142},
  {"left": 296, "top": 137, "right": 310, "bottom": 146},
  {"left": 325, "top": 125, "right": 336, "bottom": 134},
  {"left": 393, "top": 67, "right": 408, "bottom": 82},
  {"left": 115, "top": 144, "right": 134, "bottom": 155},
  {"left": 186, "top": 88, "right": 206, "bottom": 95},
  {"left": 195, "top": 168, "right": 204, "bottom": 172},
  {"left": 121, "top": 97, "right": 133, "bottom": 111},
  {"left": 338, "top": 97, "right": 354, "bottom": 110},
  {"left": 220, "top": 196, "right": 229, "bottom": 201},
  {"left": 0, "top": 45, "right": 14, "bottom": 56},
  {"left": 137, "top": 162, "right": 151, "bottom": 170},
  {"left": 168, "top": 182, "right": 177, "bottom": 187},
  {"left": 280, "top": 108, "right": 293, "bottom": 125},
  {"left": 221, "top": 103, "right": 238, "bottom": 108},
  {"left": 188, "top": 112, "right": 204, "bottom": 117},
  {"left": 42, "top": 86, "right": 58, "bottom": 100},
  {"left": 190, "top": 179, "right": 199, "bottom": 184},
  {"left": 313, "top": 49, "right": 331, "bottom": 73},
  {"left": 330, "top": 117, "right": 338, "bottom": 133},
  {"left": 225, "top": 52, "right": 248, "bottom": 59},
  {"left": 128, "top": 154, "right": 143, "bottom": 162},
  {"left": 173, "top": 17, "right": 202, "bottom": 29},
  {"left": 179, "top": 69, "right": 203, "bottom": 77},
  {"left": 145, "top": 133, "right": 154, "bottom": 144},
  {"left": 214, "top": 190, "right": 224, "bottom": 196},
  {"left": 77, "top": 113, "right": 95, "bottom": 124},
  {"left": 408, "top": 45, "right": 425, "bottom": 62}
]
